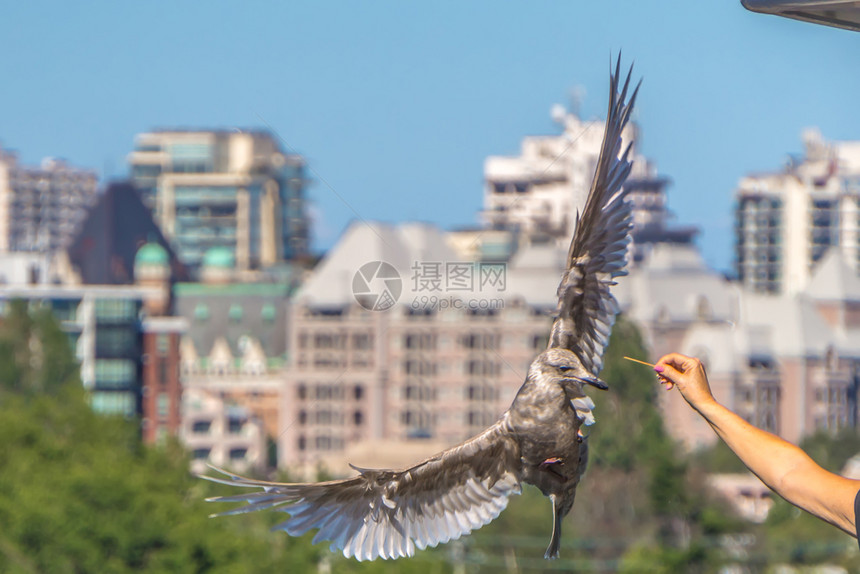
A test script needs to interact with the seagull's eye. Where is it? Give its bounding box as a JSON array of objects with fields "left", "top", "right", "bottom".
[{"left": 559, "top": 366, "right": 572, "bottom": 372}]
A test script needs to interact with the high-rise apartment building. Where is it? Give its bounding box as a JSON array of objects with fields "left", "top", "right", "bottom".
[
  {"left": 482, "top": 108, "right": 635, "bottom": 240},
  {"left": 0, "top": 147, "right": 98, "bottom": 253},
  {"left": 128, "top": 130, "right": 309, "bottom": 274},
  {"left": 480, "top": 107, "right": 694, "bottom": 260},
  {"left": 735, "top": 129, "right": 860, "bottom": 294}
]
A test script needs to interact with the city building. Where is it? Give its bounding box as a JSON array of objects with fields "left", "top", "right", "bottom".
[
  {"left": 182, "top": 387, "right": 267, "bottom": 474},
  {"left": 280, "top": 221, "right": 561, "bottom": 475},
  {"left": 127, "top": 129, "right": 310, "bottom": 275},
  {"left": 0, "top": 251, "right": 55, "bottom": 285},
  {"left": 735, "top": 129, "right": 860, "bottom": 294},
  {"left": 620, "top": 243, "right": 860, "bottom": 450},
  {"left": 63, "top": 181, "right": 189, "bottom": 286},
  {"left": 480, "top": 105, "right": 695, "bottom": 261},
  {"left": 0, "top": 267, "right": 186, "bottom": 444},
  {"left": 0, "top": 178, "right": 192, "bottom": 444},
  {"left": 174, "top": 252, "right": 294, "bottom": 454},
  {"left": 625, "top": 172, "right": 699, "bottom": 265},
  {"left": 0, "top": 146, "right": 98, "bottom": 253}
]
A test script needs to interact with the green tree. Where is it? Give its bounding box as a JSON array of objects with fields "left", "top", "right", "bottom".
[
  {"left": 0, "top": 300, "right": 79, "bottom": 396},
  {"left": 0, "top": 303, "right": 455, "bottom": 573}
]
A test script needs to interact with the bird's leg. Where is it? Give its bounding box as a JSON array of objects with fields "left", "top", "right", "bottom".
[{"left": 545, "top": 493, "right": 562, "bottom": 560}]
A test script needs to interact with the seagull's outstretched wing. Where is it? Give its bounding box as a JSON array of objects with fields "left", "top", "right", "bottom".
[
  {"left": 203, "top": 420, "right": 522, "bottom": 561},
  {"left": 548, "top": 56, "right": 640, "bottom": 376}
]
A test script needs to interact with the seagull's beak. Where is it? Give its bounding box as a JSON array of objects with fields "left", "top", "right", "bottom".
[{"left": 563, "top": 376, "right": 609, "bottom": 391}]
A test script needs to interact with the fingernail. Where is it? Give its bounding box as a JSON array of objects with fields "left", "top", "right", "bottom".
[{"left": 654, "top": 365, "right": 664, "bottom": 373}]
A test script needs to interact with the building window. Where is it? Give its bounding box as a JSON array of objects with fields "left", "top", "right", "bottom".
[
  {"left": 227, "top": 417, "right": 243, "bottom": 434},
  {"left": 95, "top": 299, "right": 137, "bottom": 322},
  {"left": 194, "top": 303, "right": 209, "bottom": 321},
  {"left": 192, "top": 448, "right": 211, "bottom": 460},
  {"left": 352, "top": 333, "right": 373, "bottom": 350},
  {"left": 94, "top": 359, "right": 135, "bottom": 388},
  {"left": 228, "top": 304, "right": 243, "bottom": 322},
  {"left": 95, "top": 328, "right": 137, "bottom": 356},
  {"left": 353, "top": 385, "right": 364, "bottom": 401},
  {"left": 157, "top": 393, "right": 169, "bottom": 417},
  {"left": 261, "top": 303, "right": 277, "bottom": 323},
  {"left": 297, "top": 435, "right": 306, "bottom": 451},
  {"left": 155, "top": 360, "right": 169, "bottom": 386},
  {"left": 156, "top": 334, "right": 170, "bottom": 355},
  {"left": 192, "top": 420, "right": 211, "bottom": 434},
  {"left": 91, "top": 391, "right": 136, "bottom": 417},
  {"left": 354, "top": 411, "right": 363, "bottom": 426},
  {"left": 229, "top": 448, "right": 248, "bottom": 461}
]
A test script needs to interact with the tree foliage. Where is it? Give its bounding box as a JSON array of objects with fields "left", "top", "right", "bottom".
[{"left": 0, "top": 302, "right": 456, "bottom": 573}]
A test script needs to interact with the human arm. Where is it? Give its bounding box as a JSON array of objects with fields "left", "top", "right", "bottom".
[{"left": 655, "top": 352, "right": 860, "bottom": 536}]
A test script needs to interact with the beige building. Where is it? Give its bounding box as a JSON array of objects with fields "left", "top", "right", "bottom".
[
  {"left": 621, "top": 244, "right": 860, "bottom": 450},
  {"left": 280, "top": 221, "right": 567, "bottom": 475},
  {"left": 128, "top": 129, "right": 309, "bottom": 275},
  {"left": 278, "top": 221, "right": 860, "bottom": 475},
  {"left": 174, "top": 252, "right": 294, "bottom": 469},
  {"left": 182, "top": 386, "right": 267, "bottom": 474}
]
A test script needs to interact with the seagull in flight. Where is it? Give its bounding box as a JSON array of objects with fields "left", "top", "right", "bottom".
[{"left": 203, "top": 56, "right": 640, "bottom": 561}]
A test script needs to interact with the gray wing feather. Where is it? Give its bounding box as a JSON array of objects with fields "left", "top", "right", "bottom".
[
  {"left": 203, "top": 420, "right": 522, "bottom": 561},
  {"left": 548, "top": 55, "right": 640, "bottom": 375}
]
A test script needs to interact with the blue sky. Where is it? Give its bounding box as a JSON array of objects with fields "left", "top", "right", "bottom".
[{"left": 1, "top": 1, "right": 858, "bottom": 272}]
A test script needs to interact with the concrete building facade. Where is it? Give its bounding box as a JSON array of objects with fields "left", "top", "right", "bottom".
[
  {"left": 182, "top": 387, "right": 266, "bottom": 474},
  {"left": 174, "top": 261, "right": 293, "bottom": 454},
  {"left": 280, "top": 221, "right": 572, "bottom": 475},
  {"left": 480, "top": 106, "right": 695, "bottom": 261},
  {"left": 128, "top": 129, "right": 309, "bottom": 275},
  {"left": 0, "top": 147, "right": 98, "bottom": 254},
  {"left": 620, "top": 244, "right": 860, "bottom": 451},
  {"left": 735, "top": 129, "right": 860, "bottom": 294}
]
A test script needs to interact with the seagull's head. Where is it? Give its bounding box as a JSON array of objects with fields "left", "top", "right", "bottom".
[{"left": 531, "top": 348, "right": 609, "bottom": 391}]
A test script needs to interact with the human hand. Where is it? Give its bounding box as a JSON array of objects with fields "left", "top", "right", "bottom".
[{"left": 654, "top": 353, "right": 717, "bottom": 411}]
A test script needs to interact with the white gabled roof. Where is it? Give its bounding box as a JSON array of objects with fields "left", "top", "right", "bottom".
[
  {"left": 805, "top": 249, "right": 860, "bottom": 302},
  {"left": 738, "top": 292, "right": 836, "bottom": 358},
  {"left": 504, "top": 244, "right": 567, "bottom": 308},
  {"left": 294, "top": 221, "right": 462, "bottom": 308},
  {"left": 623, "top": 244, "right": 736, "bottom": 326}
]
